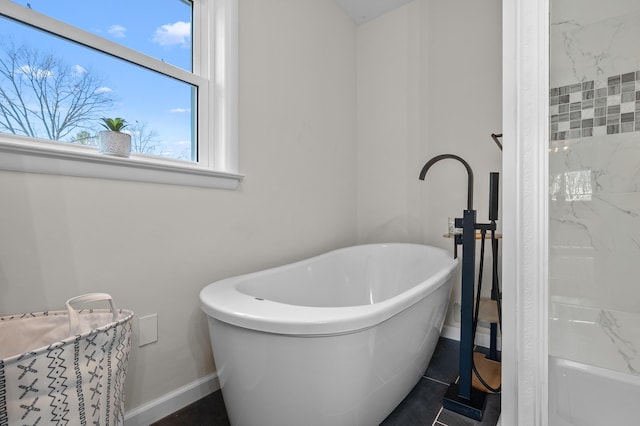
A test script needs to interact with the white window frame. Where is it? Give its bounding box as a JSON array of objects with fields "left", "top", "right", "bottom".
[{"left": 0, "top": 0, "right": 241, "bottom": 189}]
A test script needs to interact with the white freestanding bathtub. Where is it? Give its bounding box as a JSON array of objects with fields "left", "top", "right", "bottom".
[{"left": 200, "top": 243, "right": 458, "bottom": 426}]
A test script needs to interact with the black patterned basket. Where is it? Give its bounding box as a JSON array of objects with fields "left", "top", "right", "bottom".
[{"left": 0, "top": 294, "right": 134, "bottom": 426}]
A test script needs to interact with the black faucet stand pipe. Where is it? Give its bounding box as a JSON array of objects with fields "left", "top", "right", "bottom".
[
  {"left": 418, "top": 154, "right": 474, "bottom": 211},
  {"left": 418, "top": 154, "right": 487, "bottom": 420},
  {"left": 442, "top": 209, "right": 488, "bottom": 421}
]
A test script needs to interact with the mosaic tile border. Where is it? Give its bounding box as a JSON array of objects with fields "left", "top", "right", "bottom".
[{"left": 550, "top": 71, "right": 640, "bottom": 141}]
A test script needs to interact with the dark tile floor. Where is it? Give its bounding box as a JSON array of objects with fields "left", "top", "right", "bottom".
[{"left": 152, "top": 338, "right": 500, "bottom": 426}]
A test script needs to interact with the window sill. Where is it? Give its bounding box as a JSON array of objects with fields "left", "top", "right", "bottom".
[{"left": 0, "top": 137, "right": 243, "bottom": 190}]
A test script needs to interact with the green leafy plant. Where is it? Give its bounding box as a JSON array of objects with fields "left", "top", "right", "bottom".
[{"left": 100, "top": 117, "right": 128, "bottom": 132}]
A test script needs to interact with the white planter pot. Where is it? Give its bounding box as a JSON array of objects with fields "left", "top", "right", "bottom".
[{"left": 98, "top": 131, "right": 131, "bottom": 158}]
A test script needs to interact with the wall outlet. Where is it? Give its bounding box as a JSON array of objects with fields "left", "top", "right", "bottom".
[{"left": 138, "top": 314, "right": 158, "bottom": 347}]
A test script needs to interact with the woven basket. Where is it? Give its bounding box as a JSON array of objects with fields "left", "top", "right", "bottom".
[{"left": 0, "top": 294, "right": 134, "bottom": 425}]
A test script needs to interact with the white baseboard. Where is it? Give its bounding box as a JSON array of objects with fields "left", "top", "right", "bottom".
[
  {"left": 441, "top": 324, "right": 461, "bottom": 341},
  {"left": 442, "top": 324, "right": 502, "bottom": 350},
  {"left": 124, "top": 372, "right": 220, "bottom": 426}
]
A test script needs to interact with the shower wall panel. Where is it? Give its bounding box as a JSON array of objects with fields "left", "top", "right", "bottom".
[{"left": 549, "top": 0, "right": 640, "bottom": 375}]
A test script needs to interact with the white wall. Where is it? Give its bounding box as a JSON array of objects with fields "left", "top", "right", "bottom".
[
  {"left": 356, "top": 0, "right": 503, "bottom": 328},
  {"left": 0, "top": 0, "right": 357, "bottom": 411}
]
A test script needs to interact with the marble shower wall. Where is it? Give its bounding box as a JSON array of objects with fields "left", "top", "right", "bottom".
[{"left": 550, "top": 0, "right": 640, "bottom": 374}]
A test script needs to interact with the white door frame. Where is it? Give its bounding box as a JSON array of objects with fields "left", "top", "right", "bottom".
[{"left": 501, "top": 0, "right": 549, "bottom": 424}]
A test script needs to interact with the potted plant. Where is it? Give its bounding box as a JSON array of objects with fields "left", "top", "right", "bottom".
[{"left": 98, "top": 117, "right": 131, "bottom": 158}]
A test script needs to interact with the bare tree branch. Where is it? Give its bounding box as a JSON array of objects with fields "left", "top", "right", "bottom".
[
  {"left": 129, "top": 120, "right": 161, "bottom": 155},
  {"left": 0, "top": 40, "right": 114, "bottom": 141}
]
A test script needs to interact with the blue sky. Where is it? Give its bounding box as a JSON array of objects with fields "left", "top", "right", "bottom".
[{"left": 2, "top": 0, "right": 194, "bottom": 160}]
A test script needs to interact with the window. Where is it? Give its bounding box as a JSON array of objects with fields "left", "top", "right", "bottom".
[{"left": 0, "top": 0, "right": 240, "bottom": 189}]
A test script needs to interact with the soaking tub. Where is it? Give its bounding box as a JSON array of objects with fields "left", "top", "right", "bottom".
[{"left": 200, "top": 243, "right": 458, "bottom": 426}]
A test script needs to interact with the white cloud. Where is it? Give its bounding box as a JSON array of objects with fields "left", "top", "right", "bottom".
[
  {"left": 95, "top": 87, "right": 113, "bottom": 94},
  {"left": 169, "top": 108, "right": 190, "bottom": 113},
  {"left": 176, "top": 140, "right": 191, "bottom": 146},
  {"left": 73, "top": 65, "right": 87, "bottom": 75},
  {"left": 152, "top": 21, "right": 191, "bottom": 47},
  {"left": 18, "top": 65, "right": 53, "bottom": 78},
  {"left": 108, "top": 24, "right": 127, "bottom": 38}
]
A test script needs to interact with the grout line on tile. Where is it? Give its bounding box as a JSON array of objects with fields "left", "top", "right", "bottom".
[
  {"left": 431, "top": 406, "right": 444, "bottom": 426},
  {"left": 424, "top": 376, "right": 450, "bottom": 386}
]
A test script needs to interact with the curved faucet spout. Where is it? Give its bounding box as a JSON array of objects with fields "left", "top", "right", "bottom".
[{"left": 419, "top": 154, "right": 474, "bottom": 211}]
